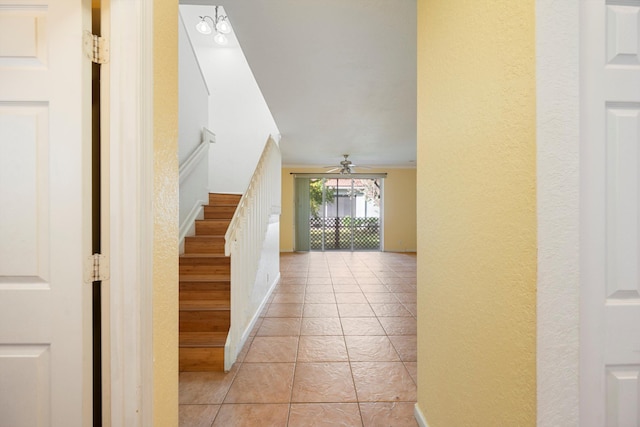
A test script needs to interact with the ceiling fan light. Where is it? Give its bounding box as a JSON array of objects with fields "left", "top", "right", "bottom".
[
  {"left": 195, "top": 18, "right": 212, "bottom": 35},
  {"left": 214, "top": 32, "right": 228, "bottom": 45},
  {"left": 216, "top": 18, "right": 231, "bottom": 34}
]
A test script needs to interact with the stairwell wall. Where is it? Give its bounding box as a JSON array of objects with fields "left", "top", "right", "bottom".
[{"left": 178, "top": 12, "right": 211, "bottom": 246}]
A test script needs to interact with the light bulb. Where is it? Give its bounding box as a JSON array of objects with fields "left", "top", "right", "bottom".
[
  {"left": 216, "top": 18, "right": 231, "bottom": 34},
  {"left": 196, "top": 18, "right": 212, "bottom": 35},
  {"left": 213, "top": 33, "right": 228, "bottom": 45}
]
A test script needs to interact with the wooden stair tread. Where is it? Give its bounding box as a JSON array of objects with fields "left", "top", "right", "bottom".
[
  {"left": 179, "top": 274, "right": 230, "bottom": 282},
  {"left": 180, "top": 300, "right": 230, "bottom": 311},
  {"left": 180, "top": 253, "right": 228, "bottom": 259},
  {"left": 180, "top": 332, "right": 227, "bottom": 348}
]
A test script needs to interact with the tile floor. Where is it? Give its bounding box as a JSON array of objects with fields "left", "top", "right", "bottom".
[{"left": 179, "top": 251, "right": 417, "bottom": 427}]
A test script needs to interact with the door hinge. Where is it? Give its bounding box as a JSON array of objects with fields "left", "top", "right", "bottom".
[
  {"left": 84, "top": 253, "right": 110, "bottom": 283},
  {"left": 83, "top": 31, "right": 109, "bottom": 64}
]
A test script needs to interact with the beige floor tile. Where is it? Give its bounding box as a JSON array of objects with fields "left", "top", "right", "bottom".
[
  {"left": 385, "top": 284, "right": 416, "bottom": 293},
  {"left": 305, "top": 292, "right": 336, "bottom": 303},
  {"left": 404, "top": 303, "right": 418, "bottom": 317},
  {"left": 359, "top": 402, "right": 418, "bottom": 427},
  {"left": 388, "top": 336, "right": 417, "bottom": 362},
  {"left": 244, "top": 336, "right": 299, "bottom": 363},
  {"left": 265, "top": 303, "right": 303, "bottom": 318},
  {"left": 179, "top": 366, "right": 239, "bottom": 404},
  {"left": 332, "top": 278, "right": 359, "bottom": 285},
  {"left": 292, "top": 362, "right": 357, "bottom": 403},
  {"left": 257, "top": 317, "right": 302, "bottom": 336},
  {"left": 272, "top": 293, "right": 305, "bottom": 304},
  {"left": 224, "top": 363, "right": 295, "bottom": 403},
  {"left": 276, "top": 285, "right": 306, "bottom": 294},
  {"left": 306, "top": 284, "right": 334, "bottom": 293},
  {"left": 179, "top": 405, "right": 220, "bottom": 427},
  {"left": 364, "top": 293, "right": 399, "bottom": 304},
  {"left": 395, "top": 292, "right": 418, "bottom": 303},
  {"left": 291, "top": 362, "right": 357, "bottom": 403},
  {"left": 340, "top": 318, "right": 386, "bottom": 336},
  {"left": 335, "top": 293, "right": 368, "bottom": 304},
  {"left": 345, "top": 336, "right": 401, "bottom": 362},
  {"left": 303, "top": 303, "right": 339, "bottom": 318},
  {"left": 298, "top": 335, "right": 348, "bottom": 362},
  {"left": 236, "top": 336, "right": 253, "bottom": 363},
  {"left": 334, "top": 285, "right": 363, "bottom": 293},
  {"left": 377, "top": 317, "right": 417, "bottom": 336},
  {"left": 370, "top": 303, "right": 413, "bottom": 317},
  {"left": 356, "top": 278, "right": 383, "bottom": 285},
  {"left": 359, "top": 285, "right": 389, "bottom": 293},
  {"left": 338, "top": 303, "right": 375, "bottom": 317},
  {"left": 404, "top": 362, "right": 417, "bottom": 385},
  {"left": 301, "top": 317, "right": 344, "bottom": 336},
  {"left": 288, "top": 403, "right": 363, "bottom": 427},
  {"left": 306, "top": 276, "right": 331, "bottom": 282},
  {"left": 279, "top": 277, "right": 306, "bottom": 285},
  {"left": 351, "top": 362, "right": 416, "bottom": 402},
  {"left": 212, "top": 404, "right": 289, "bottom": 427}
]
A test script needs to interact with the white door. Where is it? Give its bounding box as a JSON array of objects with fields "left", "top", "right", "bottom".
[
  {"left": 0, "top": 1, "right": 92, "bottom": 426},
  {"left": 581, "top": 1, "right": 640, "bottom": 425}
]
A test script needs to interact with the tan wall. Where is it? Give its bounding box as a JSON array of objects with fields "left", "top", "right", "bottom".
[
  {"left": 416, "top": 0, "right": 537, "bottom": 426},
  {"left": 280, "top": 167, "right": 416, "bottom": 252},
  {"left": 153, "top": 0, "right": 179, "bottom": 425}
]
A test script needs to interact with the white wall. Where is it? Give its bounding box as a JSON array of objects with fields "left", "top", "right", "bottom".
[
  {"left": 178, "top": 12, "right": 209, "bottom": 165},
  {"left": 204, "top": 46, "right": 279, "bottom": 194},
  {"left": 178, "top": 12, "right": 211, "bottom": 242}
]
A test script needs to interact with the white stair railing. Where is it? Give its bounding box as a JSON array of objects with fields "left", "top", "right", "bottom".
[{"left": 224, "top": 136, "right": 281, "bottom": 370}]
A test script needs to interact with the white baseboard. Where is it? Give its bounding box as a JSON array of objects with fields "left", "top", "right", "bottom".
[
  {"left": 179, "top": 199, "right": 206, "bottom": 254},
  {"left": 414, "top": 403, "right": 429, "bottom": 427}
]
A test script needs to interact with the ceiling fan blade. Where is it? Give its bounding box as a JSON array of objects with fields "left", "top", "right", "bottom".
[{"left": 326, "top": 167, "right": 340, "bottom": 173}]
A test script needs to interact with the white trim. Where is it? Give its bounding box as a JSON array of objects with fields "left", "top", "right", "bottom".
[
  {"left": 179, "top": 138, "right": 209, "bottom": 184},
  {"left": 414, "top": 404, "right": 430, "bottom": 427},
  {"left": 108, "top": 0, "right": 154, "bottom": 425},
  {"left": 536, "top": 0, "right": 580, "bottom": 426},
  {"left": 179, "top": 199, "right": 206, "bottom": 244},
  {"left": 224, "top": 272, "right": 280, "bottom": 371}
]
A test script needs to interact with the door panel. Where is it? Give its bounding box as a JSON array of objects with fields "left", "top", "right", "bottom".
[
  {"left": 0, "top": 1, "right": 92, "bottom": 426},
  {"left": 582, "top": 1, "right": 640, "bottom": 425}
]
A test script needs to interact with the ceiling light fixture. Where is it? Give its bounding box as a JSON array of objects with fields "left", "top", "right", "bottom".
[{"left": 196, "top": 6, "right": 231, "bottom": 45}]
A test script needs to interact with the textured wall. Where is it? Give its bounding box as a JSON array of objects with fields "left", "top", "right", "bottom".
[
  {"left": 416, "top": 0, "right": 537, "bottom": 425},
  {"left": 279, "top": 167, "right": 416, "bottom": 252},
  {"left": 536, "top": 1, "right": 580, "bottom": 425},
  {"left": 153, "top": 0, "right": 179, "bottom": 425}
]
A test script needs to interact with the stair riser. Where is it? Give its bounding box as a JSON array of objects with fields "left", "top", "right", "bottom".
[
  {"left": 179, "top": 347, "right": 225, "bottom": 371},
  {"left": 184, "top": 238, "right": 225, "bottom": 254},
  {"left": 203, "top": 206, "right": 236, "bottom": 220},
  {"left": 209, "top": 193, "right": 242, "bottom": 205},
  {"left": 180, "top": 311, "right": 230, "bottom": 332},
  {"left": 195, "top": 220, "right": 230, "bottom": 235}
]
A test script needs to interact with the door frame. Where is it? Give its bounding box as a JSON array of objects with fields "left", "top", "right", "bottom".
[
  {"left": 536, "top": 0, "right": 581, "bottom": 425},
  {"left": 107, "top": 0, "right": 154, "bottom": 425},
  {"left": 293, "top": 173, "right": 386, "bottom": 252}
]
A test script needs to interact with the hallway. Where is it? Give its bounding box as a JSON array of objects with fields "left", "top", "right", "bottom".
[{"left": 179, "top": 251, "right": 417, "bottom": 426}]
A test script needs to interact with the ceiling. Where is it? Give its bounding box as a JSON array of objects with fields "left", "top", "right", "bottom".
[{"left": 181, "top": 0, "right": 416, "bottom": 169}]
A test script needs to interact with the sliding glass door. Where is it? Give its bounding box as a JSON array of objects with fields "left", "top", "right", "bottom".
[{"left": 295, "top": 175, "right": 383, "bottom": 251}]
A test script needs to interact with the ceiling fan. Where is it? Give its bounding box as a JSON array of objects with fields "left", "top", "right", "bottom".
[{"left": 324, "top": 154, "right": 369, "bottom": 174}]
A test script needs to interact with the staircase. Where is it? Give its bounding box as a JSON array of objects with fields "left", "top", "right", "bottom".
[{"left": 179, "top": 193, "right": 241, "bottom": 371}]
